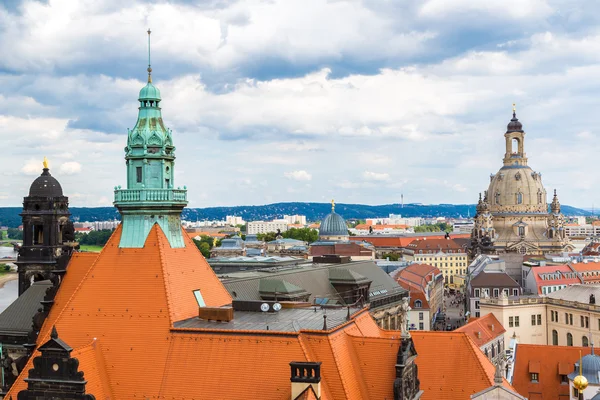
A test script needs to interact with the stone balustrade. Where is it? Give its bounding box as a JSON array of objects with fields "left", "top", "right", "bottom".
[{"left": 114, "top": 188, "right": 187, "bottom": 203}]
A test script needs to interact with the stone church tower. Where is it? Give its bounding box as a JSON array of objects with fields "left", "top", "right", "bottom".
[
  {"left": 16, "top": 161, "right": 76, "bottom": 295},
  {"left": 470, "top": 107, "right": 573, "bottom": 256}
]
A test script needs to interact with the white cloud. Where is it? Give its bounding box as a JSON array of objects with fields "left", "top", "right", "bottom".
[
  {"left": 284, "top": 170, "right": 312, "bottom": 181},
  {"left": 59, "top": 161, "right": 82, "bottom": 175},
  {"left": 21, "top": 159, "right": 43, "bottom": 176},
  {"left": 363, "top": 171, "right": 391, "bottom": 182}
]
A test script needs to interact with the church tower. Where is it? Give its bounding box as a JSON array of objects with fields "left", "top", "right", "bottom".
[
  {"left": 16, "top": 159, "right": 75, "bottom": 296},
  {"left": 113, "top": 30, "right": 188, "bottom": 248},
  {"left": 470, "top": 106, "right": 573, "bottom": 256}
]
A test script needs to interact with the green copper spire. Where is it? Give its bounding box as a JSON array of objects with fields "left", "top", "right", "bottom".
[{"left": 114, "top": 30, "right": 188, "bottom": 248}]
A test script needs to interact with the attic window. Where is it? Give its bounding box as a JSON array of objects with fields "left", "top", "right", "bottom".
[
  {"left": 193, "top": 289, "right": 206, "bottom": 307},
  {"left": 414, "top": 300, "right": 422, "bottom": 308}
]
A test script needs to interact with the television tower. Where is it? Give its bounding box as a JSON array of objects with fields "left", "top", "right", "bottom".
[{"left": 401, "top": 194, "right": 404, "bottom": 208}]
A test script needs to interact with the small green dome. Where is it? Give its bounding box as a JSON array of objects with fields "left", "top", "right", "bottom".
[{"left": 139, "top": 82, "right": 161, "bottom": 101}]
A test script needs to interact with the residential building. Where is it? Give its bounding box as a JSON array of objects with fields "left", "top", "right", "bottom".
[
  {"left": 407, "top": 290, "right": 431, "bottom": 331},
  {"left": 582, "top": 241, "right": 600, "bottom": 257},
  {"left": 468, "top": 271, "right": 522, "bottom": 317},
  {"left": 225, "top": 215, "right": 245, "bottom": 226},
  {"left": 522, "top": 263, "right": 582, "bottom": 295},
  {"left": 247, "top": 220, "right": 289, "bottom": 234},
  {"left": 413, "top": 250, "right": 469, "bottom": 289},
  {"left": 283, "top": 215, "right": 306, "bottom": 225},
  {"left": 394, "top": 263, "right": 444, "bottom": 329},
  {"left": 571, "top": 260, "right": 600, "bottom": 284},
  {"left": 470, "top": 109, "right": 573, "bottom": 256},
  {"left": 564, "top": 223, "right": 600, "bottom": 237},
  {"left": 453, "top": 220, "right": 474, "bottom": 234},
  {"left": 480, "top": 285, "right": 600, "bottom": 348},
  {"left": 455, "top": 314, "right": 506, "bottom": 366},
  {"left": 511, "top": 344, "right": 591, "bottom": 400},
  {"left": 352, "top": 224, "right": 409, "bottom": 235},
  {"left": 348, "top": 232, "right": 471, "bottom": 258}
]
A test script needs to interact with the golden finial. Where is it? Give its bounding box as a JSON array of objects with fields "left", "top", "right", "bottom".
[
  {"left": 43, "top": 157, "right": 49, "bottom": 169},
  {"left": 331, "top": 199, "right": 335, "bottom": 212},
  {"left": 147, "top": 29, "right": 152, "bottom": 83},
  {"left": 574, "top": 350, "right": 589, "bottom": 391},
  {"left": 512, "top": 103, "right": 516, "bottom": 113}
]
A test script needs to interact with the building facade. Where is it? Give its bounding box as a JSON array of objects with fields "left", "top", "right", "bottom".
[
  {"left": 247, "top": 220, "right": 289, "bottom": 234},
  {"left": 470, "top": 108, "right": 573, "bottom": 256},
  {"left": 480, "top": 285, "right": 600, "bottom": 347},
  {"left": 468, "top": 271, "right": 522, "bottom": 318}
]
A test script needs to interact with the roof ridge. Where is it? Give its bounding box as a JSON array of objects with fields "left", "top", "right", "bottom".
[
  {"left": 326, "top": 332, "right": 353, "bottom": 399},
  {"left": 463, "top": 333, "right": 495, "bottom": 387},
  {"left": 155, "top": 224, "right": 175, "bottom": 324}
]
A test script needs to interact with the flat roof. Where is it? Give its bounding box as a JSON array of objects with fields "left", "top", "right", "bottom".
[{"left": 173, "top": 306, "right": 360, "bottom": 332}]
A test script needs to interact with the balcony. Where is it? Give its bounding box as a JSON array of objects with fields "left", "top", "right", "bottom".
[{"left": 114, "top": 188, "right": 187, "bottom": 204}]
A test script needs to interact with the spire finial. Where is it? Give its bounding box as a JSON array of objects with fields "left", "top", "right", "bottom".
[
  {"left": 51, "top": 325, "right": 58, "bottom": 339},
  {"left": 554, "top": 189, "right": 557, "bottom": 197},
  {"left": 43, "top": 156, "right": 49, "bottom": 169},
  {"left": 331, "top": 199, "right": 335, "bottom": 212},
  {"left": 147, "top": 29, "right": 152, "bottom": 83},
  {"left": 512, "top": 103, "right": 516, "bottom": 118}
]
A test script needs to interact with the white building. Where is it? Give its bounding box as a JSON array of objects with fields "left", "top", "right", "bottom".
[
  {"left": 565, "top": 224, "right": 600, "bottom": 237},
  {"left": 247, "top": 220, "right": 289, "bottom": 235},
  {"left": 283, "top": 215, "right": 307, "bottom": 225},
  {"left": 452, "top": 221, "right": 474, "bottom": 234},
  {"left": 226, "top": 216, "right": 245, "bottom": 226},
  {"left": 369, "top": 215, "right": 424, "bottom": 227}
]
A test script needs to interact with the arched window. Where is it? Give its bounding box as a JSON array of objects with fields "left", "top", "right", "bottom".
[
  {"left": 495, "top": 192, "right": 501, "bottom": 205},
  {"left": 538, "top": 191, "right": 543, "bottom": 204},
  {"left": 583, "top": 336, "right": 589, "bottom": 347},
  {"left": 414, "top": 300, "right": 422, "bottom": 308},
  {"left": 567, "top": 333, "right": 573, "bottom": 346},
  {"left": 512, "top": 138, "right": 519, "bottom": 154},
  {"left": 516, "top": 192, "right": 523, "bottom": 204},
  {"left": 491, "top": 345, "right": 496, "bottom": 358},
  {"left": 552, "top": 330, "right": 558, "bottom": 345},
  {"left": 518, "top": 226, "right": 525, "bottom": 236}
]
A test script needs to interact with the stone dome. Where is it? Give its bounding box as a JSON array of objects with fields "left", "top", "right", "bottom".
[
  {"left": 487, "top": 165, "right": 547, "bottom": 214},
  {"left": 319, "top": 211, "right": 348, "bottom": 237},
  {"left": 29, "top": 168, "right": 63, "bottom": 197}
]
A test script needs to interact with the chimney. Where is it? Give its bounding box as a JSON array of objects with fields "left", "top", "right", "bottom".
[
  {"left": 290, "top": 362, "right": 321, "bottom": 399},
  {"left": 477, "top": 331, "right": 482, "bottom": 339}
]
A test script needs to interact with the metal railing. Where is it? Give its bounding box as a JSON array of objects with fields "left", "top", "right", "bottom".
[{"left": 114, "top": 188, "right": 187, "bottom": 203}]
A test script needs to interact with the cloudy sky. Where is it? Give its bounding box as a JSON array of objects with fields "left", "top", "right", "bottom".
[{"left": 1, "top": 0, "right": 599, "bottom": 208}]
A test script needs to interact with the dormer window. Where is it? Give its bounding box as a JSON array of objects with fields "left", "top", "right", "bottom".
[
  {"left": 530, "top": 373, "right": 538, "bottom": 382},
  {"left": 414, "top": 300, "right": 422, "bottom": 308}
]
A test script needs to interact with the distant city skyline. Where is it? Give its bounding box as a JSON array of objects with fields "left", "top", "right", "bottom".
[{"left": 1, "top": 1, "right": 600, "bottom": 208}]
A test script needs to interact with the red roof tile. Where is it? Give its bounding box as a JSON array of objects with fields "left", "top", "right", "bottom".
[
  {"left": 454, "top": 314, "right": 505, "bottom": 348},
  {"left": 512, "top": 344, "right": 589, "bottom": 399},
  {"left": 412, "top": 332, "right": 514, "bottom": 400}
]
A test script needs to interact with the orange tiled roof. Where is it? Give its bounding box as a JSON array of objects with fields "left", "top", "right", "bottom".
[
  {"left": 454, "top": 314, "right": 505, "bottom": 348},
  {"left": 6, "top": 223, "right": 417, "bottom": 400},
  {"left": 354, "top": 224, "right": 409, "bottom": 230},
  {"left": 409, "top": 290, "right": 429, "bottom": 309},
  {"left": 350, "top": 234, "right": 470, "bottom": 248},
  {"left": 396, "top": 263, "right": 440, "bottom": 292},
  {"left": 570, "top": 261, "right": 600, "bottom": 272},
  {"left": 512, "top": 344, "right": 589, "bottom": 399},
  {"left": 412, "top": 332, "right": 515, "bottom": 400}
]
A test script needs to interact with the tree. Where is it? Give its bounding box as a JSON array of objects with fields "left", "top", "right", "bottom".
[
  {"left": 7, "top": 228, "right": 23, "bottom": 240},
  {"left": 256, "top": 232, "right": 278, "bottom": 242},
  {"left": 77, "top": 229, "right": 114, "bottom": 246},
  {"left": 193, "top": 240, "right": 211, "bottom": 258},
  {"left": 381, "top": 253, "right": 400, "bottom": 261},
  {"left": 281, "top": 227, "right": 319, "bottom": 243},
  {"left": 236, "top": 224, "right": 247, "bottom": 233}
]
